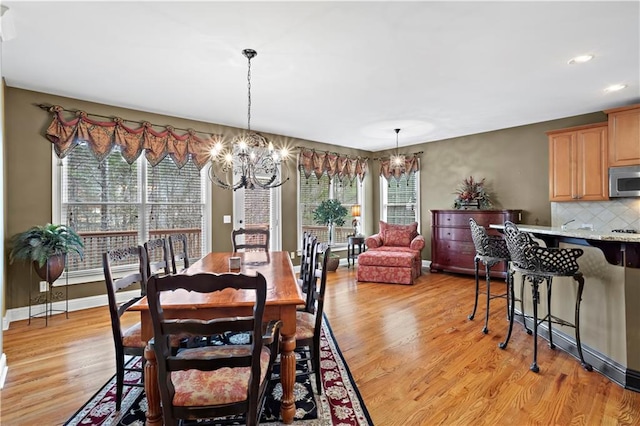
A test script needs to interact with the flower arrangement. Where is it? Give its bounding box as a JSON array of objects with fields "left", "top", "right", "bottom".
[{"left": 453, "top": 176, "right": 493, "bottom": 209}]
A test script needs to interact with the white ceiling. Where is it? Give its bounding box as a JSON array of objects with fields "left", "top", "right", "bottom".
[{"left": 2, "top": 1, "right": 639, "bottom": 152}]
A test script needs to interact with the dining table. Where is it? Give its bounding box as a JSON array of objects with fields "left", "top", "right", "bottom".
[{"left": 128, "top": 250, "right": 305, "bottom": 425}]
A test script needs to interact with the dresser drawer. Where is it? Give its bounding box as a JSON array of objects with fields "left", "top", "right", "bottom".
[
  {"left": 434, "top": 227, "right": 472, "bottom": 242},
  {"left": 434, "top": 240, "right": 476, "bottom": 256},
  {"left": 433, "top": 245, "right": 476, "bottom": 269},
  {"left": 434, "top": 211, "right": 512, "bottom": 227}
]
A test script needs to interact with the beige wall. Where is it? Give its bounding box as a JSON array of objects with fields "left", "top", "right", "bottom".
[
  {"left": 4, "top": 86, "right": 608, "bottom": 311},
  {"left": 373, "top": 111, "right": 607, "bottom": 260}
]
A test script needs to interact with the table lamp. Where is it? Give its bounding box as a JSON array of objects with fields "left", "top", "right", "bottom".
[{"left": 351, "top": 204, "right": 361, "bottom": 236}]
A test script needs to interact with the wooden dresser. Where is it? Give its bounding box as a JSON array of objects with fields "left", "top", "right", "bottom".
[{"left": 430, "top": 209, "right": 522, "bottom": 278}]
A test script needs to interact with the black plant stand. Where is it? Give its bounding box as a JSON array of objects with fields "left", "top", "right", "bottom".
[{"left": 28, "top": 267, "right": 69, "bottom": 326}]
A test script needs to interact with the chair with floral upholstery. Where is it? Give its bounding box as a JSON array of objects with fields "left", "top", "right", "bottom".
[
  {"left": 147, "top": 271, "right": 282, "bottom": 426},
  {"left": 357, "top": 221, "right": 425, "bottom": 285}
]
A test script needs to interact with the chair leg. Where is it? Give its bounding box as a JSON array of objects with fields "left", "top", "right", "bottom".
[
  {"left": 469, "top": 257, "right": 480, "bottom": 321},
  {"left": 547, "top": 278, "right": 555, "bottom": 350},
  {"left": 530, "top": 277, "right": 540, "bottom": 373},
  {"left": 573, "top": 274, "right": 593, "bottom": 372},
  {"left": 312, "top": 342, "right": 322, "bottom": 395},
  {"left": 482, "top": 262, "right": 491, "bottom": 334},
  {"left": 521, "top": 276, "right": 531, "bottom": 335},
  {"left": 115, "top": 352, "right": 124, "bottom": 411},
  {"left": 499, "top": 270, "right": 516, "bottom": 350}
]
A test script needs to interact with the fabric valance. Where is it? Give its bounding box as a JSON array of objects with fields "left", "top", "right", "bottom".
[
  {"left": 378, "top": 155, "right": 420, "bottom": 182},
  {"left": 298, "top": 148, "right": 368, "bottom": 185},
  {"left": 43, "top": 105, "right": 218, "bottom": 169}
]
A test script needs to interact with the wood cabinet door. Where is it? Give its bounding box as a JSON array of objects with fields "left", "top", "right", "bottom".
[
  {"left": 608, "top": 107, "right": 640, "bottom": 167},
  {"left": 576, "top": 125, "right": 608, "bottom": 200},
  {"left": 549, "top": 131, "right": 575, "bottom": 201},
  {"left": 548, "top": 123, "right": 608, "bottom": 201}
]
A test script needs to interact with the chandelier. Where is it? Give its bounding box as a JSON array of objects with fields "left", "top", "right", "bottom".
[
  {"left": 208, "top": 49, "right": 290, "bottom": 191},
  {"left": 390, "top": 128, "right": 405, "bottom": 173}
]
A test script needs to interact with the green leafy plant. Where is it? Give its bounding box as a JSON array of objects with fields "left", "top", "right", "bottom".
[
  {"left": 453, "top": 176, "right": 493, "bottom": 209},
  {"left": 312, "top": 199, "right": 348, "bottom": 227},
  {"left": 313, "top": 199, "right": 348, "bottom": 246},
  {"left": 9, "top": 223, "right": 84, "bottom": 267}
]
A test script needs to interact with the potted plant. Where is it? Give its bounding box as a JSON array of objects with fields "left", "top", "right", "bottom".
[
  {"left": 9, "top": 223, "right": 84, "bottom": 284},
  {"left": 453, "top": 176, "right": 493, "bottom": 209},
  {"left": 313, "top": 199, "right": 348, "bottom": 246},
  {"left": 312, "top": 199, "right": 347, "bottom": 271}
]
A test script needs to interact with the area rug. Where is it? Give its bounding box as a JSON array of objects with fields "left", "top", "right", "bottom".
[{"left": 65, "top": 316, "right": 373, "bottom": 425}]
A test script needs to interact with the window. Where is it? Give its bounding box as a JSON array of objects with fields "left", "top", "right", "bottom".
[
  {"left": 381, "top": 171, "right": 420, "bottom": 227},
  {"left": 299, "top": 169, "right": 362, "bottom": 248},
  {"left": 55, "top": 142, "right": 207, "bottom": 280}
]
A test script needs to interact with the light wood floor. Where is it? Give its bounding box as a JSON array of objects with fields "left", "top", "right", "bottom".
[{"left": 2, "top": 267, "right": 640, "bottom": 425}]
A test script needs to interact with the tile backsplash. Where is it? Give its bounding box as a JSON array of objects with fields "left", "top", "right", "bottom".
[{"left": 551, "top": 198, "right": 640, "bottom": 232}]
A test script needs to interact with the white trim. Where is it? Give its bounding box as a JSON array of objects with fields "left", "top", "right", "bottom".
[
  {"left": 0, "top": 353, "right": 7, "bottom": 389},
  {"left": 52, "top": 146, "right": 61, "bottom": 222},
  {"left": 3, "top": 289, "right": 140, "bottom": 328},
  {"left": 203, "top": 166, "right": 213, "bottom": 253}
]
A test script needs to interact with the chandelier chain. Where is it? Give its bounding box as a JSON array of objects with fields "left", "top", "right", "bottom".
[{"left": 247, "top": 53, "right": 252, "bottom": 131}]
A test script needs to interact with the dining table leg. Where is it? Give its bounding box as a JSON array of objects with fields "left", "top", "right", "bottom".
[
  {"left": 144, "top": 342, "right": 162, "bottom": 426},
  {"left": 279, "top": 333, "right": 297, "bottom": 423}
]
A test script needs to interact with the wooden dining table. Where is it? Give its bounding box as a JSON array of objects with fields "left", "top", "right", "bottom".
[{"left": 128, "top": 250, "right": 305, "bottom": 425}]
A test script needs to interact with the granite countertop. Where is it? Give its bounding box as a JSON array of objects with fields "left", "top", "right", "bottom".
[{"left": 489, "top": 224, "right": 640, "bottom": 243}]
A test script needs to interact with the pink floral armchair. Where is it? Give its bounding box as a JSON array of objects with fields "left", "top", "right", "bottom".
[{"left": 358, "top": 221, "right": 425, "bottom": 284}]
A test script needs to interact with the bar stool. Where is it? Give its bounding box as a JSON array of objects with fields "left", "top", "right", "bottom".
[
  {"left": 500, "top": 221, "right": 592, "bottom": 373},
  {"left": 468, "top": 218, "right": 513, "bottom": 334}
]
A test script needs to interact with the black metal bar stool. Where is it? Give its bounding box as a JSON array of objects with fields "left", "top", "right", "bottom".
[
  {"left": 468, "top": 219, "right": 529, "bottom": 335},
  {"left": 468, "top": 218, "right": 513, "bottom": 333},
  {"left": 500, "top": 221, "right": 592, "bottom": 373}
]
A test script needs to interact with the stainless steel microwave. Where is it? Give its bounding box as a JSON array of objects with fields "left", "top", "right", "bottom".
[{"left": 609, "top": 166, "right": 640, "bottom": 197}]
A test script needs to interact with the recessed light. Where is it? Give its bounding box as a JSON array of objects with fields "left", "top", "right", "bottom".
[
  {"left": 604, "top": 84, "right": 627, "bottom": 93},
  {"left": 568, "top": 54, "right": 594, "bottom": 64}
]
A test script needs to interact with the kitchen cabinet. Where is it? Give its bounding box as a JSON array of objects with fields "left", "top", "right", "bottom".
[
  {"left": 605, "top": 104, "right": 640, "bottom": 167},
  {"left": 430, "top": 209, "right": 522, "bottom": 278},
  {"left": 547, "top": 122, "right": 608, "bottom": 201}
]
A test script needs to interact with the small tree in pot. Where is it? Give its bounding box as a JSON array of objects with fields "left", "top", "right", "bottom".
[
  {"left": 9, "top": 223, "right": 84, "bottom": 284},
  {"left": 312, "top": 199, "right": 347, "bottom": 271}
]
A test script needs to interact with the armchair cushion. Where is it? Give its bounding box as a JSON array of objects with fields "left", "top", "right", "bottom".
[{"left": 379, "top": 221, "right": 419, "bottom": 247}]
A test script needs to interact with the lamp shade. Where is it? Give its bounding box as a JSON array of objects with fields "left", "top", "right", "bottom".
[{"left": 350, "top": 204, "right": 361, "bottom": 218}]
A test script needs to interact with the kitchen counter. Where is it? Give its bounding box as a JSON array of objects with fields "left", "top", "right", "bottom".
[
  {"left": 490, "top": 222, "right": 640, "bottom": 391},
  {"left": 490, "top": 224, "right": 640, "bottom": 242},
  {"left": 490, "top": 224, "right": 640, "bottom": 268}
]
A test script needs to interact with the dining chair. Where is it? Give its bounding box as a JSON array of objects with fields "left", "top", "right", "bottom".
[
  {"left": 500, "top": 221, "right": 592, "bottom": 373},
  {"left": 299, "top": 232, "right": 318, "bottom": 293},
  {"left": 102, "top": 245, "right": 148, "bottom": 411},
  {"left": 231, "top": 227, "right": 270, "bottom": 252},
  {"left": 294, "top": 243, "right": 330, "bottom": 394},
  {"left": 168, "top": 233, "right": 190, "bottom": 274},
  {"left": 146, "top": 271, "right": 282, "bottom": 426},
  {"left": 143, "top": 238, "right": 171, "bottom": 279}
]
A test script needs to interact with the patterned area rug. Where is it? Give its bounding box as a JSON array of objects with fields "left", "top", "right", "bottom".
[{"left": 65, "top": 317, "right": 372, "bottom": 425}]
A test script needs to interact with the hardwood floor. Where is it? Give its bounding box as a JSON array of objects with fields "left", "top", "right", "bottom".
[{"left": 2, "top": 267, "right": 640, "bottom": 425}]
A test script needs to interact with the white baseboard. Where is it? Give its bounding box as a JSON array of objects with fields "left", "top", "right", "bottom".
[
  {"left": 3, "top": 290, "right": 140, "bottom": 329},
  {"left": 0, "top": 353, "right": 7, "bottom": 389},
  {"left": 3, "top": 258, "right": 427, "bottom": 329}
]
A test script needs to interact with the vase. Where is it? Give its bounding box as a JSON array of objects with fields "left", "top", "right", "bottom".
[
  {"left": 33, "top": 254, "right": 66, "bottom": 284},
  {"left": 457, "top": 200, "right": 480, "bottom": 210},
  {"left": 326, "top": 256, "right": 340, "bottom": 272}
]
